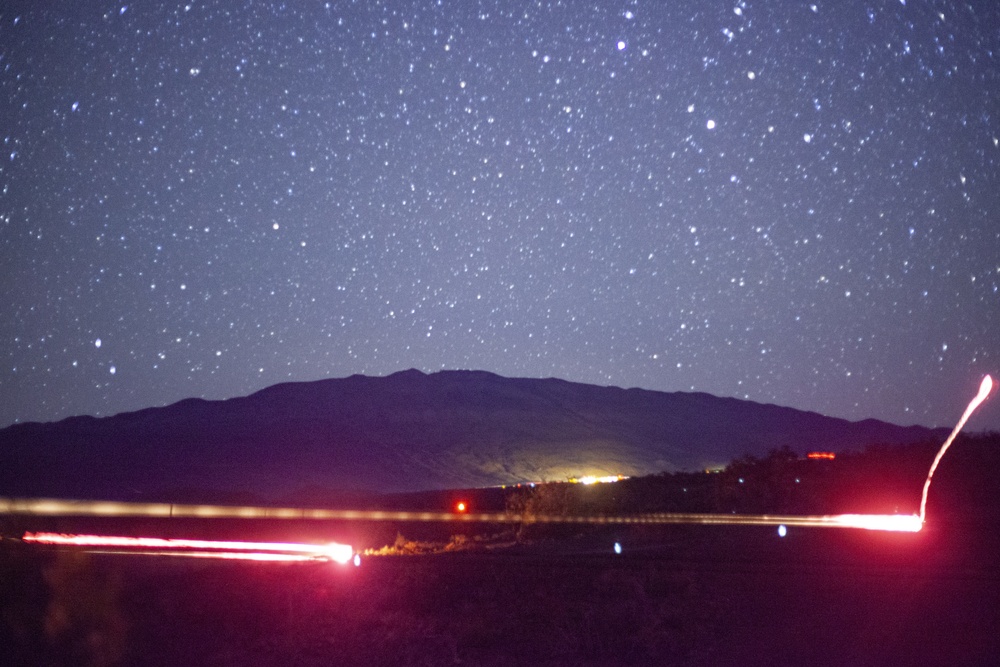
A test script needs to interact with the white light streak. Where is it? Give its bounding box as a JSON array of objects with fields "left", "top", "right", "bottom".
[{"left": 918, "top": 374, "right": 993, "bottom": 521}]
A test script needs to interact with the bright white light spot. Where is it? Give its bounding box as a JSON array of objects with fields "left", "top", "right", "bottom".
[
  {"left": 272, "top": 223, "right": 279, "bottom": 230},
  {"left": 747, "top": 71, "right": 755, "bottom": 80},
  {"left": 95, "top": 338, "right": 102, "bottom": 348},
  {"left": 71, "top": 101, "right": 79, "bottom": 112},
  {"left": 617, "top": 40, "right": 626, "bottom": 51},
  {"left": 109, "top": 365, "right": 116, "bottom": 375},
  {"left": 323, "top": 542, "right": 353, "bottom": 565},
  {"left": 734, "top": 7, "right": 743, "bottom": 16},
  {"left": 706, "top": 119, "right": 716, "bottom": 130},
  {"left": 189, "top": 67, "right": 201, "bottom": 77},
  {"left": 614, "top": 542, "right": 622, "bottom": 554},
  {"left": 778, "top": 525, "right": 787, "bottom": 537},
  {"left": 353, "top": 554, "right": 361, "bottom": 567},
  {"left": 459, "top": 80, "right": 466, "bottom": 88},
  {"left": 624, "top": 11, "right": 634, "bottom": 19},
  {"left": 803, "top": 133, "right": 813, "bottom": 143},
  {"left": 687, "top": 104, "right": 695, "bottom": 113}
]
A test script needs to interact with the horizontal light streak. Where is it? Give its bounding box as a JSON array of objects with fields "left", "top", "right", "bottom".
[
  {"left": 4, "top": 501, "right": 922, "bottom": 532},
  {"left": 83, "top": 549, "right": 322, "bottom": 562},
  {"left": 23, "top": 532, "right": 354, "bottom": 564}
]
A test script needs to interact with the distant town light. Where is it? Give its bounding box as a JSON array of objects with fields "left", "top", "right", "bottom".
[
  {"left": 568, "top": 474, "right": 627, "bottom": 485},
  {"left": 807, "top": 452, "right": 836, "bottom": 460}
]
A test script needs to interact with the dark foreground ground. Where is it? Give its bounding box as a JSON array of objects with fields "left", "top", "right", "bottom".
[{"left": 2, "top": 517, "right": 998, "bottom": 667}]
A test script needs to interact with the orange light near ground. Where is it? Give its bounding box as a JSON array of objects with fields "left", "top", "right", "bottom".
[
  {"left": 807, "top": 452, "right": 836, "bottom": 460},
  {"left": 455, "top": 501, "right": 468, "bottom": 513}
]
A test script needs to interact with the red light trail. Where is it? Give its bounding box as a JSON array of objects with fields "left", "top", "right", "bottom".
[{"left": 21, "top": 532, "right": 355, "bottom": 564}]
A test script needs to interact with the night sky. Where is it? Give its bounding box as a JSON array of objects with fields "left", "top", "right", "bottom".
[{"left": 2, "top": 1, "right": 999, "bottom": 432}]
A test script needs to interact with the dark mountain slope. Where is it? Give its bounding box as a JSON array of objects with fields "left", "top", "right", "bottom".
[{"left": 0, "top": 369, "right": 946, "bottom": 499}]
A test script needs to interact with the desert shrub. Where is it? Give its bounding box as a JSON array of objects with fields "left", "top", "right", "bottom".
[
  {"left": 505, "top": 483, "right": 577, "bottom": 540},
  {"left": 716, "top": 446, "right": 804, "bottom": 513}
]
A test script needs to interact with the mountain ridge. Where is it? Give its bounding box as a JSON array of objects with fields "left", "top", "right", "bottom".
[{"left": 0, "top": 369, "right": 947, "bottom": 499}]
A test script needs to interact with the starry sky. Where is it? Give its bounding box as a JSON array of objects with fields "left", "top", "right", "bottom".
[{"left": 2, "top": 1, "right": 999, "bottom": 433}]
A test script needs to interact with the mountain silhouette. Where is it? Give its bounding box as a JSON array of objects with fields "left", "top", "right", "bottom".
[{"left": 0, "top": 369, "right": 946, "bottom": 500}]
